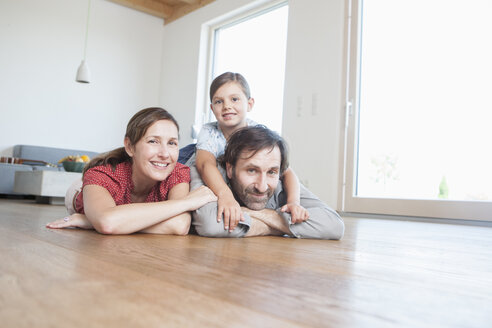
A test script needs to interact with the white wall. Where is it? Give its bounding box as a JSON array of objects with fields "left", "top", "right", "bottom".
[
  {"left": 282, "top": 0, "right": 345, "bottom": 208},
  {"left": 0, "top": 0, "right": 164, "bottom": 156},
  {"left": 159, "top": 0, "right": 346, "bottom": 208},
  {"left": 0, "top": 0, "right": 346, "bottom": 209}
]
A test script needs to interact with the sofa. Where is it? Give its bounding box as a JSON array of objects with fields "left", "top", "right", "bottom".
[{"left": 0, "top": 145, "right": 99, "bottom": 196}]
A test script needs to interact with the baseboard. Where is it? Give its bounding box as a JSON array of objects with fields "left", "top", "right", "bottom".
[{"left": 340, "top": 211, "right": 492, "bottom": 227}]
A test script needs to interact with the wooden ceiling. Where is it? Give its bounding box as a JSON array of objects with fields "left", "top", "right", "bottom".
[{"left": 107, "top": 0, "right": 216, "bottom": 24}]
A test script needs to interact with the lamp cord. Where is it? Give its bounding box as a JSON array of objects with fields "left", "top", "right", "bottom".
[{"left": 83, "top": 0, "right": 91, "bottom": 60}]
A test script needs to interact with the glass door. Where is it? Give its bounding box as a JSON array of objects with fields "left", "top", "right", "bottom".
[{"left": 343, "top": 0, "right": 492, "bottom": 221}]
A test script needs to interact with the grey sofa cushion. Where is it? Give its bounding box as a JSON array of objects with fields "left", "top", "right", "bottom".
[
  {"left": 13, "top": 145, "right": 99, "bottom": 166},
  {"left": 0, "top": 145, "right": 100, "bottom": 195}
]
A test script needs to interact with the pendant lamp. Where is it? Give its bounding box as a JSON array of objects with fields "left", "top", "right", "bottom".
[{"left": 76, "top": 0, "right": 92, "bottom": 83}]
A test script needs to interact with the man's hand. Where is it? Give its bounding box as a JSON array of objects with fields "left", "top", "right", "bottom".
[
  {"left": 242, "top": 207, "right": 290, "bottom": 236},
  {"left": 280, "top": 203, "right": 309, "bottom": 224},
  {"left": 218, "top": 193, "right": 244, "bottom": 232}
]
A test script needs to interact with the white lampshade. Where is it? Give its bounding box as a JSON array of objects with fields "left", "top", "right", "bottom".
[{"left": 76, "top": 60, "right": 91, "bottom": 83}]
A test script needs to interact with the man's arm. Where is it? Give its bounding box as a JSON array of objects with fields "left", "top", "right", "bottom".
[
  {"left": 241, "top": 207, "right": 289, "bottom": 237},
  {"left": 276, "top": 184, "right": 345, "bottom": 240}
]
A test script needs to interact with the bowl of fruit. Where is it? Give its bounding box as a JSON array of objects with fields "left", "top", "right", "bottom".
[{"left": 59, "top": 155, "right": 90, "bottom": 173}]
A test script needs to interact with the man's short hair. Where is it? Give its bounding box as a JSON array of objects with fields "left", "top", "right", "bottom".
[{"left": 220, "top": 125, "right": 289, "bottom": 174}]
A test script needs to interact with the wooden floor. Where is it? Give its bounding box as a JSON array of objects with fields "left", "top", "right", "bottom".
[{"left": 1, "top": 199, "right": 491, "bottom": 328}]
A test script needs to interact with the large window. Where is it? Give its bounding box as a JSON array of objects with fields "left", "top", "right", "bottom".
[
  {"left": 207, "top": 2, "right": 288, "bottom": 133},
  {"left": 343, "top": 0, "right": 492, "bottom": 221}
]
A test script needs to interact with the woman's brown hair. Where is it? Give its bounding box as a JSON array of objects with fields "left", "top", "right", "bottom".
[{"left": 82, "top": 107, "right": 179, "bottom": 176}]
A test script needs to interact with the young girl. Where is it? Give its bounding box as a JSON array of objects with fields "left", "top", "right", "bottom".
[
  {"left": 47, "top": 107, "right": 216, "bottom": 235},
  {"left": 194, "top": 72, "right": 308, "bottom": 232}
]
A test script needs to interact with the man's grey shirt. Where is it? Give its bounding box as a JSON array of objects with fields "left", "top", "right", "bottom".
[{"left": 190, "top": 165, "right": 345, "bottom": 239}]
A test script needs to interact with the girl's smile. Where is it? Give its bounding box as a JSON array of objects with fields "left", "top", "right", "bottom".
[{"left": 210, "top": 81, "right": 254, "bottom": 137}]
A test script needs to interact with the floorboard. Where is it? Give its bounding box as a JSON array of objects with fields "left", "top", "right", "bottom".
[{"left": 1, "top": 199, "right": 491, "bottom": 327}]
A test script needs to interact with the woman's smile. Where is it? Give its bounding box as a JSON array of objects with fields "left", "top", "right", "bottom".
[{"left": 151, "top": 161, "right": 170, "bottom": 168}]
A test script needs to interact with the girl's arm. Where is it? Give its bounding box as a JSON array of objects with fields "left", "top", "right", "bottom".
[
  {"left": 280, "top": 168, "right": 310, "bottom": 223},
  {"left": 82, "top": 183, "right": 216, "bottom": 235},
  {"left": 195, "top": 149, "right": 243, "bottom": 232}
]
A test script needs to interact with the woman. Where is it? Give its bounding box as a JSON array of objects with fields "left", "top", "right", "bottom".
[{"left": 47, "top": 107, "right": 216, "bottom": 235}]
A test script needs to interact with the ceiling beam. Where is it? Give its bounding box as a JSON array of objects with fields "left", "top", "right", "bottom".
[
  {"left": 165, "top": 0, "right": 215, "bottom": 24},
  {"left": 107, "top": 0, "right": 174, "bottom": 19},
  {"left": 178, "top": 0, "right": 201, "bottom": 4}
]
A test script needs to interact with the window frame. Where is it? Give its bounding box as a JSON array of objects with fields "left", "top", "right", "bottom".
[{"left": 198, "top": 0, "right": 288, "bottom": 126}]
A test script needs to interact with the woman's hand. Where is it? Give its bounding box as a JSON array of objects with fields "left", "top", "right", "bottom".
[
  {"left": 280, "top": 203, "right": 309, "bottom": 224},
  {"left": 218, "top": 193, "right": 244, "bottom": 232},
  {"left": 46, "top": 213, "right": 94, "bottom": 230},
  {"left": 186, "top": 185, "right": 218, "bottom": 210}
]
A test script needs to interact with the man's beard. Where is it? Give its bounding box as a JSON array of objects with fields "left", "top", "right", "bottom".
[{"left": 230, "top": 169, "right": 274, "bottom": 210}]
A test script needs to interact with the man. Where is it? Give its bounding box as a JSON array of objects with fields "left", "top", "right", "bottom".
[{"left": 191, "top": 125, "right": 344, "bottom": 239}]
